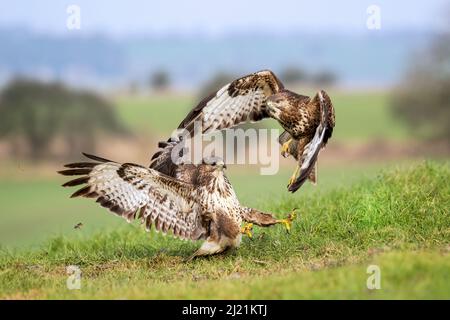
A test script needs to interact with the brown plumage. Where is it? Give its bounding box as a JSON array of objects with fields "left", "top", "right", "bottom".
[
  {"left": 174, "top": 70, "right": 335, "bottom": 192},
  {"left": 275, "top": 90, "right": 335, "bottom": 191},
  {"left": 60, "top": 149, "right": 293, "bottom": 258},
  {"left": 58, "top": 70, "right": 326, "bottom": 257}
]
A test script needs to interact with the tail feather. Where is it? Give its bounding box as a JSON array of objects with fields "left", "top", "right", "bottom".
[
  {"left": 288, "top": 90, "right": 333, "bottom": 193},
  {"left": 307, "top": 162, "right": 317, "bottom": 185}
]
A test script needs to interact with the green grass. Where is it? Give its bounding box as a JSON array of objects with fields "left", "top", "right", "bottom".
[
  {"left": 0, "top": 89, "right": 421, "bottom": 249},
  {"left": 0, "top": 161, "right": 406, "bottom": 248},
  {"left": 115, "top": 90, "right": 409, "bottom": 142},
  {"left": 115, "top": 94, "right": 195, "bottom": 135},
  {"left": 330, "top": 90, "right": 408, "bottom": 141},
  {"left": 0, "top": 161, "right": 448, "bottom": 299},
  {"left": 0, "top": 179, "right": 124, "bottom": 248}
]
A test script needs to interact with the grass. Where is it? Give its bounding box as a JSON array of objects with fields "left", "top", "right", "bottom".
[
  {"left": 0, "top": 161, "right": 448, "bottom": 299},
  {"left": 0, "top": 89, "right": 422, "bottom": 249},
  {"left": 115, "top": 94, "right": 194, "bottom": 135},
  {"left": 0, "top": 161, "right": 405, "bottom": 248},
  {"left": 330, "top": 90, "right": 409, "bottom": 141},
  {"left": 114, "top": 90, "right": 409, "bottom": 142}
]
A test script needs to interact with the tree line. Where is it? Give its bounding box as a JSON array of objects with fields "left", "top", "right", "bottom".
[{"left": 0, "top": 79, "right": 126, "bottom": 161}]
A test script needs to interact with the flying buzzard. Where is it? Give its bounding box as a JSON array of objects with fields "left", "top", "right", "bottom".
[
  {"left": 59, "top": 149, "right": 295, "bottom": 258},
  {"left": 175, "top": 70, "right": 335, "bottom": 192}
]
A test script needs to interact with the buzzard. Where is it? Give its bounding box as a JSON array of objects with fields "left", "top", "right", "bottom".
[
  {"left": 59, "top": 149, "right": 296, "bottom": 258},
  {"left": 175, "top": 70, "right": 335, "bottom": 192}
]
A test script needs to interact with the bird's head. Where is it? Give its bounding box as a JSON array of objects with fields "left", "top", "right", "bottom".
[
  {"left": 198, "top": 157, "right": 229, "bottom": 192},
  {"left": 201, "top": 156, "right": 227, "bottom": 172}
]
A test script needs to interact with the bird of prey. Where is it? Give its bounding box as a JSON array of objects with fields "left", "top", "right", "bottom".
[
  {"left": 59, "top": 149, "right": 296, "bottom": 258},
  {"left": 175, "top": 70, "right": 335, "bottom": 192}
]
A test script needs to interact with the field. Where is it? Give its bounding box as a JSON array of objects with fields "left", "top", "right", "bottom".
[
  {"left": 115, "top": 90, "right": 410, "bottom": 141},
  {"left": 0, "top": 162, "right": 395, "bottom": 248},
  {"left": 0, "top": 91, "right": 448, "bottom": 299},
  {"left": 0, "top": 90, "right": 409, "bottom": 248},
  {"left": 0, "top": 162, "right": 448, "bottom": 299}
]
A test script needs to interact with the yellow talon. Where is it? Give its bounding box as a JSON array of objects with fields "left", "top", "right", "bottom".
[
  {"left": 288, "top": 174, "right": 295, "bottom": 187},
  {"left": 277, "top": 209, "right": 298, "bottom": 233},
  {"left": 241, "top": 223, "right": 253, "bottom": 239},
  {"left": 287, "top": 164, "right": 300, "bottom": 188},
  {"left": 281, "top": 139, "right": 292, "bottom": 157}
]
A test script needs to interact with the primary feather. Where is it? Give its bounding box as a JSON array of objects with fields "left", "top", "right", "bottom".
[
  {"left": 175, "top": 70, "right": 335, "bottom": 192},
  {"left": 59, "top": 154, "right": 205, "bottom": 240}
]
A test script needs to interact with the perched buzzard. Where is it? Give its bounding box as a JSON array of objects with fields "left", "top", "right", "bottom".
[
  {"left": 59, "top": 150, "right": 295, "bottom": 258},
  {"left": 175, "top": 70, "right": 335, "bottom": 192}
]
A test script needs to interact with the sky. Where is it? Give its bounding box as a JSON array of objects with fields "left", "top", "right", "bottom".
[{"left": 0, "top": 0, "right": 448, "bottom": 37}]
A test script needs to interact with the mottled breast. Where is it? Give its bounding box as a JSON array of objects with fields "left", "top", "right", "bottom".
[{"left": 199, "top": 174, "right": 242, "bottom": 224}]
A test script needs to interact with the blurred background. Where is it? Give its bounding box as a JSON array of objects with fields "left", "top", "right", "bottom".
[{"left": 0, "top": 0, "right": 448, "bottom": 248}]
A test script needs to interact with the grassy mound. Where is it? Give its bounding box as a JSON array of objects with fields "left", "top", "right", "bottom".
[{"left": 0, "top": 161, "right": 448, "bottom": 299}]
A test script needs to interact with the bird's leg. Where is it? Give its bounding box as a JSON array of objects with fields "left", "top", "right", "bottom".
[
  {"left": 287, "top": 164, "right": 300, "bottom": 188},
  {"left": 240, "top": 223, "right": 254, "bottom": 239},
  {"left": 185, "top": 224, "right": 223, "bottom": 261},
  {"left": 276, "top": 209, "right": 298, "bottom": 233},
  {"left": 281, "top": 138, "right": 292, "bottom": 158}
]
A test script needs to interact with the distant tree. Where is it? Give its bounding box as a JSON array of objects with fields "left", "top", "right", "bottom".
[
  {"left": 280, "top": 66, "right": 308, "bottom": 85},
  {"left": 312, "top": 70, "right": 337, "bottom": 87},
  {"left": 391, "top": 31, "right": 450, "bottom": 140},
  {"left": 128, "top": 80, "right": 139, "bottom": 94},
  {"left": 0, "top": 79, "right": 126, "bottom": 160},
  {"left": 150, "top": 70, "right": 170, "bottom": 91}
]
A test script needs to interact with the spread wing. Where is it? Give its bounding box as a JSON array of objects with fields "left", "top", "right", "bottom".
[
  {"left": 149, "top": 140, "right": 184, "bottom": 177},
  {"left": 178, "top": 70, "right": 284, "bottom": 135},
  {"left": 288, "top": 90, "right": 335, "bottom": 192},
  {"left": 58, "top": 153, "right": 208, "bottom": 240}
]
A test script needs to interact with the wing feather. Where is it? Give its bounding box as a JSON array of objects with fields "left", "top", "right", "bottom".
[
  {"left": 177, "top": 70, "right": 284, "bottom": 135},
  {"left": 59, "top": 154, "right": 207, "bottom": 240}
]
